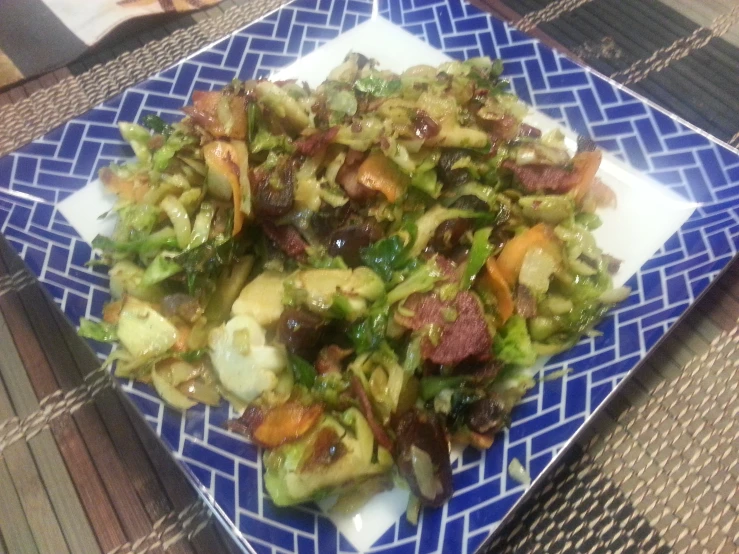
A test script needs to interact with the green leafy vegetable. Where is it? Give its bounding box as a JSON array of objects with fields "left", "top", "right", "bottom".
[
  {"left": 410, "top": 169, "right": 442, "bottom": 198},
  {"left": 411, "top": 205, "right": 494, "bottom": 257},
  {"left": 494, "top": 315, "right": 537, "bottom": 367},
  {"left": 179, "top": 348, "right": 209, "bottom": 363},
  {"left": 118, "top": 122, "right": 151, "bottom": 144},
  {"left": 250, "top": 129, "right": 295, "bottom": 154},
  {"left": 141, "top": 253, "right": 182, "bottom": 286},
  {"left": 386, "top": 261, "right": 444, "bottom": 306},
  {"left": 360, "top": 224, "right": 417, "bottom": 283},
  {"left": 460, "top": 227, "right": 493, "bottom": 290},
  {"left": 115, "top": 204, "right": 161, "bottom": 242},
  {"left": 175, "top": 237, "right": 237, "bottom": 296},
  {"left": 92, "top": 228, "right": 178, "bottom": 258},
  {"left": 78, "top": 318, "right": 118, "bottom": 343},
  {"left": 327, "top": 89, "right": 358, "bottom": 120},
  {"left": 307, "top": 253, "right": 348, "bottom": 270},
  {"left": 575, "top": 212, "right": 602, "bottom": 230},
  {"left": 420, "top": 375, "right": 466, "bottom": 401},
  {"left": 247, "top": 101, "right": 261, "bottom": 143},
  {"left": 141, "top": 114, "right": 172, "bottom": 136},
  {"left": 348, "top": 308, "right": 389, "bottom": 354},
  {"left": 152, "top": 132, "right": 194, "bottom": 172},
  {"left": 329, "top": 294, "right": 354, "bottom": 319},
  {"left": 288, "top": 353, "right": 317, "bottom": 388},
  {"left": 402, "top": 334, "right": 423, "bottom": 373},
  {"left": 354, "top": 77, "right": 402, "bottom": 97},
  {"left": 519, "top": 195, "right": 574, "bottom": 224}
]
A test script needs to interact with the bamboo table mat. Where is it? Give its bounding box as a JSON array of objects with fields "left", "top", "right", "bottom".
[{"left": 0, "top": 1, "right": 738, "bottom": 553}]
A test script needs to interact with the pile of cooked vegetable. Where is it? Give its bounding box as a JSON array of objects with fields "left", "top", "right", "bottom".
[{"left": 81, "top": 53, "right": 629, "bottom": 519}]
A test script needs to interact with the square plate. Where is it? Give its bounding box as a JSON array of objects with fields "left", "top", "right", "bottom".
[{"left": 1, "top": 1, "right": 738, "bottom": 552}]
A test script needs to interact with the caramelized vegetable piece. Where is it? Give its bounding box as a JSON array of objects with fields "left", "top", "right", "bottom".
[
  {"left": 161, "top": 293, "right": 202, "bottom": 323},
  {"left": 568, "top": 151, "right": 602, "bottom": 204},
  {"left": 253, "top": 157, "right": 297, "bottom": 218},
  {"left": 337, "top": 150, "right": 376, "bottom": 201},
  {"left": 496, "top": 223, "right": 558, "bottom": 286},
  {"left": 203, "top": 140, "right": 250, "bottom": 235},
  {"left": 481, "top": 257, "right": 514, "bottom": 323},
  {"left": 102, "top": 300, "right": 123, "bottom": 325},
  {"left": 356, "top": 151, "right": 408, "bottom": 203},
  {"left": 235, "top": 401, "right": 324, "bottom": 448},
  {"left": 315, "top": 345, "right": 353, "bottom": 374},
  {"left": 186, "top": 91, "right": 247, "bottom": 139},
  {"left": 351, "top": 375, "right": 394, "bottom": 453},
  {"left": 295, "top": 126, "right": 339, "bottom": 156},
  {"left": 585, "top": 177, "right": 617, "bottom": 209},
  {"left": 395, "top": 408, "right": 453, "bottom": 507},
  {"left": 100, "top": 167, "right": 148, "bottom": 203},
  {"left": 300, "top": 427, "right": 347, "bottom": 471}
]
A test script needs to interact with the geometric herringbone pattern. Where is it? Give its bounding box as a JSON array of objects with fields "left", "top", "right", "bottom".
[{"left": 0, "top": 0, "right": 738, "bottom": 552}]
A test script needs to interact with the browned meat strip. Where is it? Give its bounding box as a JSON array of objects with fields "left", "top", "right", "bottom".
[
  {"left": 396, "top": 291, "right": 492, "bottom": 366},
  {"left": 262, "top": 222, "right": 308, "bottom": 259},
  {"left": 501, "top": 159, "right": 577, "bottom": 194}
]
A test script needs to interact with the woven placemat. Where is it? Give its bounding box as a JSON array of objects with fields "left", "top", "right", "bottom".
[
  {"left": 475, "top": 0, "right": 739, "bottom": 147},
  {"left": 0, "top": 1, "right": 737, "bottom": 553}
]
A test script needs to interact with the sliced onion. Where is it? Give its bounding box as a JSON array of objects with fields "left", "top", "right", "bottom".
[
  {"left": 599, "top": 286, "right": 631, "bottom": 304},
  {"left": 508, "top": 457, "right": 531, "bottom": 486},
  {"left": 167, "top": 361, "right": 201, "bottom": 386},
  {"left": 540, "top": 295, "right": 573, "bottom": 315},
  {"left": 179, "top": 378, "right": 221, "bottom": 406},
  {"left": 152, "top": 367, "right": 196, "bottom": 411},
  {"left": 188, "top": 201, "right": 214, "bottom": 249},
  {"left": 519, "top": 248, "right": 557, "bottom": 294},
  {"left": 569, "top": 258, "right": 598, "bottom": 276},
  {"left": 410, "top": 445, "right": 442, "bottom": 501},
  {"left": 406, "top": 495, "right": 422, "bottom": 526},
  {"left": 160, "top": 195, "right": 192, "bottom": 249}
]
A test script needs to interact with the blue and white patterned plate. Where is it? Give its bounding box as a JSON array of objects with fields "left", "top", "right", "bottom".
[{"left": 2, "top": 1, "right": 738, "bottom": 552}]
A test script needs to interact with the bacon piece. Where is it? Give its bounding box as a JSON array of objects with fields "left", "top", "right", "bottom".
[
  {"left": 395, "top": 291, "right": 492, "bottom": 366},
  {"left": 262, "top": 222, "right": 308, "bottom": 259},
  {"left": 518, "top": 123, "right": 542, "bottom": 139},
  {"left": 501, "top": 159, "right": 577, "bottom": 194},
  {"left": 294, "top": 126, "right": 339, "bottom": 156},
  {"left": 315, "top": 345, "right": 353, "bottom": 375},
  {"left": 477, "top": 114, "right": 519, "bottom": 140},
  {"left": 587, "top": 177, "right": 617, "bottom": 209},
  {"left": 185, "top": 90, "right": 247, "bottom": 139}
]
